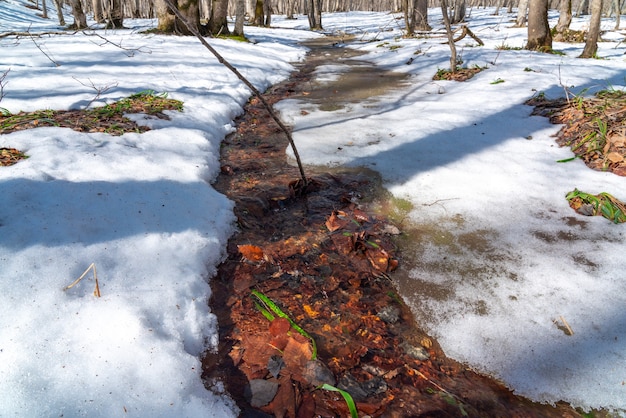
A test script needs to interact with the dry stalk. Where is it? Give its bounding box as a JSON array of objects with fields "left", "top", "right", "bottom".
[{"left": 64, "top": 263, "right": 101, "bottom": 297}]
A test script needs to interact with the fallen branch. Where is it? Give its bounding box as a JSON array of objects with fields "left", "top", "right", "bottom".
[
  {"left": 162, "top": 0, "right": 308, "bottom": 188},
  {"left": 63, "top": 262, "right": 101, "bottom": 297}
]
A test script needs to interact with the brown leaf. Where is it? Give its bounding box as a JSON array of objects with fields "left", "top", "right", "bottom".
[
  {"left": 270, "top": 317, "right": 292, "bottom": 337},
  {"left": 283, "top": 334, "right": 313, "bottom": 371},
  {"left": 606, "top": 152, "right": 624, "bottom": 163},
  {"left": 325, "top": 211, "right": 346, "bottom": 232},
  {"left": 238, "top": 244, "right": 265, "bottom": 263}
]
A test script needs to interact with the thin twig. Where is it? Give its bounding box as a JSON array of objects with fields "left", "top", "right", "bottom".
[
  {"left": 162, "top": 0, "right": 308, "bottom": 187},
  {"left": 28, "top": 27, "right": 60, "bottom": 66}
]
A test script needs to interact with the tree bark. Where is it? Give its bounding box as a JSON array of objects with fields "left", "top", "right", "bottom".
[
  {"left": 580, "top": 0, "right": 603, "bottom": 57},
  {"left": 69, "top": 0, "right": 88, "bottom": 29},
  {"left": 233, "top": 0, "right": 246, "bottom": 36},
  {"left": 254, "top": 0, "right": 265, "bottom": 26},
  {"left": 106, "top": 0, "right": 124, "bottom": 28},
  {"left": 156, "top": 0, "right": 201, "bottom": 35},
  {"left": 450, "top": 0, "right": 466, "bottom": 23},
  {"left": 441, "top": 0, "right": 457, "bottom": 72},
  {"left": 414, "top": 0, "right": 430, "bottom": 30},
  {"left": 53, "top": 0, "right": 65, "bottom": 25},
  {"left": 308, "top": 0, "right": 322, "bottom": 29},
  {"left": 526, "top": 0, "right": 552, "bottom": 51},
  {"left": 208, "top": 0, "right": 230, "bottom": 34},
  {"left": 515, "top": 0, "right": 529, "bottom": 27},
  {"left": 554, "top": 0, "right": 572, "bottom": 34},
  {"left": 92, "top": 0, "right": 105, "bottom": 23}
]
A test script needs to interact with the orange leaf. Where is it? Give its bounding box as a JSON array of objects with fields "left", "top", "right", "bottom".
[{"left": 238, "top": 244, "right": 265, "bottom": 262}]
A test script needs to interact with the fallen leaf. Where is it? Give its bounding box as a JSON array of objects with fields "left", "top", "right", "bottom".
[
  {"left": 238, "top": 244, "right": 265, "bottom": 263},
  {"left": 606, "top": 152, "right": 624, "bottom": 163}
]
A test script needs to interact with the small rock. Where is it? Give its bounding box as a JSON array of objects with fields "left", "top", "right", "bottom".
[
  {"left": 400, "top": 341, "right": 430, "bottom": 361},
  {"left": 302, "top": 359, "right": 335, "bottom": 387},
  {"left": 377, "top": 305, "right": 400, "bottom": 324},
  {"left": 244, "top": 379, "right": 279, "bottom": 408},
  {"left": 337, "top": 373, "right": 388, "bottom": 402}
]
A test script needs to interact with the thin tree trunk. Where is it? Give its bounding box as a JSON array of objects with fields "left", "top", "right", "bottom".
[
  {"left": 42, "top": 0, "right": 48, "bottom": 19},
  {"left": 208, "top": 0, "right": 230, "bottom": 34},
  {"left": 93, "top": 0, "right": 105, "bottom": 22},
  {"left": 53, "top": 0, "right": 65, "bottom": 25},
  {"left": 580, "top": 0, "right": 603, "bottom": 57},
  {"left": 441, "top": 0, "right": 457, "bottom": 72},
  {"left": 555, "top": 0, "right": 572, "bottom": 34},
  {"left": 515, "top": 0, "right": 529, "bottom": 27},
  {"left": 233, "top": 0, "right": 245, "bottom": 35},
  {"left": 69, "top": 0, "right": 88, "bottom": 29}
]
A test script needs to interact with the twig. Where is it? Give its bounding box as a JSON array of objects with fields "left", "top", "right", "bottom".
[
  {"left": 0, "top": 69, "right": 9, "bottom": 103},
  {"left": 72, "top": 77, "right": 118, "bottom": 108},
  {"left": 559, "top": 316, "right": 574, "bottom": 335},
  {"left": 81, "top": 30, "right": 151, "bottom": 57},
  {"left": 162, "top": 0, "right": 308, "bottom": 188},
  {"left": 63, "top": 263, "right": 101, "bottom": 297},
  {"left": 27, "top": 26, "right": 60, "bottom": 66}
]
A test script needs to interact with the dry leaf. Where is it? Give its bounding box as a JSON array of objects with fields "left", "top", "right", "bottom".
[
  {"left": 606, "top": 152, "right": 624, "bottom": 163},
  {"left": 238, "top": 244, "right": 265, "bottom": 263}
]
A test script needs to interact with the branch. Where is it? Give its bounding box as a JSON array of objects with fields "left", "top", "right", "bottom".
[{"left": 162, "top": 0, "right": 308, "bottom": 187}]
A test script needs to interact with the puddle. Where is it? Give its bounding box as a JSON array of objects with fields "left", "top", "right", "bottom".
[{"left": 295, "top": 37, "right": 410, "bottom": 110}]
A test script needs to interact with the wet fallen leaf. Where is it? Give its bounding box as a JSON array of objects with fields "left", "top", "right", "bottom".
[{"left": 238, "top": 244, "right": 265, "bottom": 263}]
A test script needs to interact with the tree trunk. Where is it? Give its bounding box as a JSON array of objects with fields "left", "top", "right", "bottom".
[
  {"left": 42, "top": 0, "right": 48, "bottom": 19},
  {"left": 208, "top": 0, "right": 230, "bottom": 34},
  {"left": 106, "top": 0, "right": 124, "bottom": 28},
  {"left": 404, "top": 0, "right": 415, "bottom": 35},
  {"left": 450, "top": 0, "right": 466, "bottom": 23},
  {"left": 526, "top": 0, "right": 552, "bottom": 51},
  {"left": 157, "top": 0, "right": 201, "bottom": 35},
  {"left": 69, "top": 0, "right": 88, "bottom": 29},
  {"left": 554, "top": 0, "right": 572, "bottom": 34},
  {"left": 515, "top": 0, "right": 529, "bottom": 27},
  {"left": 93, "top": 0, "right": 105, "bottom": 22},
  {"left": 613, "top": 0, "right": 621, "bottom": 29},
  {"left": 264, "top": 0, "right": 272, "bottom": 26},
  {"left": 580, "top": 0, "right": 603, "bottom": 57},
  {"left": 233, "top": 0, "right": 245, "bottom": 36},
  {"left": 308, "top": 0, "right": 322, "bottom": 29},
  {"left": 53, "top": 0, "right": 65, "bottom": 25},
  {"left": 441, "top": 0, "right": 457, "bottom": 72},
  {"left": 254, "top": 0, "right": 264, "bottom": 26},
  {"left": 414, "top": 0, "right": 430, "bottom": 30}
]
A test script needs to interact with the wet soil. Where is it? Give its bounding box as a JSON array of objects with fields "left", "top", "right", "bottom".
[{"left": 205, "top": 36, "right": 582, "bottom": 417}]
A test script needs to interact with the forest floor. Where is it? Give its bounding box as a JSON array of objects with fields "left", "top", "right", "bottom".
[
  {"left": 203, "top": 37, "right": 623, "bottom": 417},
  {"left": 1, "top": 36, "right": 624, "bottom": 418}
]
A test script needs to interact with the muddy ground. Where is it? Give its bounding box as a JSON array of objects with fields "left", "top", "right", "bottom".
[{"left": 204, "top": 37, "right": 583, "bottom": 418}]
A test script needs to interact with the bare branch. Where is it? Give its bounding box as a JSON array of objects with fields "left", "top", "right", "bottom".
[
  {"left": 162, "top": 0, "right": 308, "bottom": 187},
  {"left": 72, "top": 77, "right": 119, "bottom": 108},
  {"left": 0, "top": 69, "right": 9, "bottom": 104}
]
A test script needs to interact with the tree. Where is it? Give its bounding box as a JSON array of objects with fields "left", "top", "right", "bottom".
[
  {"left": 515, "top": 0, "right": 529, "bottom": 27},
  {"left": 441, "top": 0, "right": 457, "bottom": 73},
  {"left": 526, "top": 0, "right": 552, "bottom": 51},
  {"left": 105, "top": 0, "right": 124, "bottom": 28},
  {"left": 53, "top": 0, "right": 65, "bottom": 25},
  {"left": 450, "top": 0, "right": 466, "bottom": 24},
  {"left": 308, "top": 0, "right": 322, "bottom": 30},
  {"left": 93, "top": 0, "right": 105, "bottom": 23},
  {"left": 580, "top": 0, "right": 603, "bottom": 57},
  {"left": 157, "top": 0, "right": 202, "bottom": 35},
  {"left": 554, "top": 0, "right": 573, "bottom": 38},
  {"left": 69, "top": 0, "right": 88, "bottom": 29},
  {"left": 254, "top": 0, "right": 265, "bottom": 26},
  {"left": 208, "top": 0, "right": 230, "bottom": 34},
  {"left": 233, "top": 0, "right": 246, "bottom": 36},
  {"left": 404, "top": 0, "right": 430, "bottom": 36}
]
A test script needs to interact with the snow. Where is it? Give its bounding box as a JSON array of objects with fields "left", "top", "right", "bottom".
[{"left": 1, "top": 0, "right": 625, "bottom": 416}]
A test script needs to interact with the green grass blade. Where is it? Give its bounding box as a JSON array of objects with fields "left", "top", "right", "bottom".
[{"left": 319, "top": 384, "right": 358, "bottom": 418}]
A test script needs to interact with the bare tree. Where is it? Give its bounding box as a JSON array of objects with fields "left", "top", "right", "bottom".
[
  {"left": 53, "top": 0, "right": 65, "bottom": 25},
  {"left": 93, "top": 0, "right": 105, "bottom": 23},
  {"left": 450, "top": 0, "right": 466, "bottom": 23},
  {"left": 233, "top": 0, "right": 246, "bottom": 36},
  {"left": 404, "top": 0, "right": 430, "bottom": 35},
  {"left": 308, "top": 0, "right": 322, "bottom": 29},
  {"left": 554, "top": 0, "right": 573, "bottom": 37},
  {"left": 208, "top": 0, "right": 230, "bottom": 34},
  {"left": 515, "top": 0, "right": 529, "bottom": 27},
  {"left": 156, "top": 0, "right": 202, "bottom": 34},
  {"left": 526, "top": 0, "right": 552, "bottom": 51},
  {"left": 441, "top": 0, "right": 457, "bottom": 72},
  {"left": 580, "top": 0, "right": 603, "bottom": 57},
  {"left": 105, "top": 0, "right": 124, "bottom": 28},
  {"left": 69, "top": 0, "right": 88, "bottom": 29}
]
